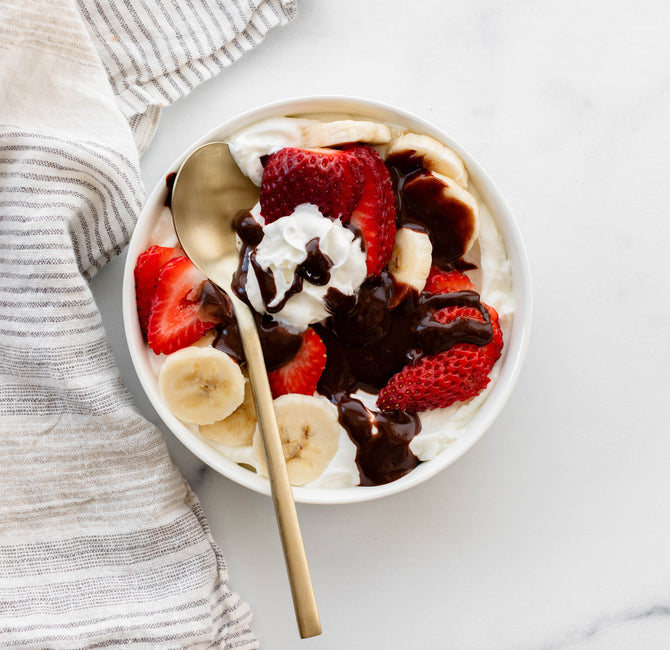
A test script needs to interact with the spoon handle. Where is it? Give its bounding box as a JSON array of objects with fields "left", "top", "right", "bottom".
[{"left": 230, "top": 294, "right": 322, "bottom": 639}]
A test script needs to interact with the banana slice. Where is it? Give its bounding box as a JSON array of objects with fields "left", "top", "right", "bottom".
[
  {"left": 301, "top": 120, "right": 392, "bottom": 148},
  {"left": 200, "top": 379, "right": 257, "bottom": 446},
  {"left": 253, "top": 394, "right": 340, "bottom": 486},
  {"left": 386, "top": 133, "right": 468, "bottom": 188},
  {"left": 388, "top": 228, "right": 433, "bottom": 294},
  {"left": 404, "top": 171, "right": 479, "bottom": 259},
  {"left": 159, "top": 346, "right": 245, "bottom": 425},
  {"left": 192, "top": 330, "right": 217, "bottom": 347}
]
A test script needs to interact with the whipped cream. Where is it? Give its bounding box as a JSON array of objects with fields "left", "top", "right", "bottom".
[{"left": 244, "top": 203, "right": 367, "bottom": 330}]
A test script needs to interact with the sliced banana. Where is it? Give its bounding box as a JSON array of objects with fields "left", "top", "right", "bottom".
[
  {"left": 388, "top": 228, "right": 433, "bottom": 294},
  {"left": 253, "top": 394, "right": 340, "bottom": 486},
  {"left": 301, "top": 119, "right": 392, "bottom": 148},
  {"left": 200, "top": 378, "right": 257, "bottom": 446},
  {"left": 386, "top": 133, "right": 468, "bottom": 188},
  {"left": 192, "top": 330, "right": 217, "bottom": 348},
  {"left": 159, "top": 346, "right": 245, "bottom": 425},
  {"left": 405, "top": 171, "right": 480, "bottom": 258}
]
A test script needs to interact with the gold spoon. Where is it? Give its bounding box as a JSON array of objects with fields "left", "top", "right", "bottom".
[{"left": 170, "top": 142, "right": 321, "bottom": 639}]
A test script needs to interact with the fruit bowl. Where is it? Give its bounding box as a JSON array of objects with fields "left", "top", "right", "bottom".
[{"left": 122, "top": 96, "right": 532, "bottom": 505}]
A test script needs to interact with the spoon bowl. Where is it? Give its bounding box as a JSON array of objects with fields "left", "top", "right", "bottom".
[
  {"left": 170, "top": 142, "right": 321, "bottom": 639},
  {"left": 171, "top": 142, "right": 258, "bottom": 285}
]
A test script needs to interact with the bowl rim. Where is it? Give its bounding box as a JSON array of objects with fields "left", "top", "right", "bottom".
[{"left": 122, "top": 94, "right": 533, "bottom": 505}]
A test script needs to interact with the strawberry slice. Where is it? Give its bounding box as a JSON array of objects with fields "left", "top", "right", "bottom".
[
  {"left": 424, "top": 267, "right": 475, "bottom": 294},
  {"left": 377, "top": 304, "right": 503, "bottom": 412},
  {"left": 267, "top": 327, "right": 327, "bottom": 398},
  {"left": 134, "top": 245, "right": 182, "bottom": 339},
  {"left": 260, "top": 147, "right": 364, "bottom": 222},
  {"left": 147, "top": 256, "right": 222, "bottom": 355},
  {"left": 345, "top": 144, "right": 396, "bottom": 277}
]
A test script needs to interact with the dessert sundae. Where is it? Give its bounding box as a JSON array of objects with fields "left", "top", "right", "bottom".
[{"left": 133, "top": 115, "right": 513, "bottom": 488}]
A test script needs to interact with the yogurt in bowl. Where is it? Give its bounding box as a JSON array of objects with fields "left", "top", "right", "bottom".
[{"left": 122, "top": 96, "right": 532, "bottom": 504}]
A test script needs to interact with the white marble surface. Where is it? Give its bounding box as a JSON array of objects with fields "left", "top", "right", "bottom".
[{"left": 90, "top": 1, "right": 670, "bottom": 648}]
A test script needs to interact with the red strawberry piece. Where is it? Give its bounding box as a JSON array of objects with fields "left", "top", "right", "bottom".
[
  {"left": 424, "top": 267, "right": 475, "bottom": 294},
  {"left": 147, "top": 256, "right": 221, "bottom": 355},
  {"left": 376, "top": 304, "right": 503, "bottom": 412},
  {"left": 345, "top": 144, "right": 396, "bottom": 277},
  {"left": 260, "top": 147, "right": 364, "bottom": 222},
  {"left": 134, "top": 245, "right": 182, "bottom": 339},
  {"left": 267, "top": 327, "right": 327, "bottom": 398},
  {"left": 423, "top": 266, "right": 483, "bottom": 336},
  {"left": 482, "top": 305, "right": 503, "bottom": 361}
]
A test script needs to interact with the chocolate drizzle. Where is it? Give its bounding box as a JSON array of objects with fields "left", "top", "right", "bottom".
[
  {"left": 199, "top": 281, "right": 234, "bottom": 322},
  {"left": 164, "top": 172, "right": 177, "bottom": 208},
  {"left": 315, "top": 271, "right": 492, "bottom": 397},
  {"left": 335, "top": 394, "right": 421, "bottom": 486},
  {"left": 314, "top": 270, "right": 493, "bottom": 485},
  {"left": 231, "top": 211, "right": 260, "bottom": 305},
  {"left": 203, "top": 211, "right": 304, "bottom": 372},
  {"left": 298, "top": 238, "right": 333, "bottom": 285},
  {"left": 213, "top": 314, "right": 303, "bottom": 372},
  {"left": 247, "top": 236, "right": 333, "bottom": 314},
  {"left": 386, "top": 151, "right": 477, "bottom": 267}
]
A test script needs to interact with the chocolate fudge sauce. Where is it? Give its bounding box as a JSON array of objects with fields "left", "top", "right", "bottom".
[
  {"left": 335, "top": 394, "right": 421, "bottom": 486},
  {"left": 386, "top": 151, "right": 476, "bottom": 267},
  {"left": 164, "top": 172, "right": 177, "bottom": 208},
  {"left": 314, "top": 271, "right": 493, "bottom": 485},
  {"left": 193, "top": 212, "right": 304, "bottom": 372},
  {"left": 208, "top": 300, "right": 304, "bottom": 373},
  {"left": 316, "top": 271, "right": 492, "bottom": 396},
  {"left": 213, "top": 313, "right": 303, "bottom": 372},
  {"left": 299, "top": 237, "right": 333, "bottom": 285}
]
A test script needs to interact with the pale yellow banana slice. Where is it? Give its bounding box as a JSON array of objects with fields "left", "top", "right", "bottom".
[
  {"left": 388, "top": 227, "right": 433, "bottom": 294},
  {"left": 301, "top": 119, "right": 392, "bottom": 148},
  {"left": 387, "top": 133, "right": 468, "bottom": 188},
  {"left": 159, "top": 346, "right": 245, "bottom": 425},
  {"left": 192, "top": 330, "right": 217, "bottom": 347},
  {"left": 253, "top": 394, "right": 339, "bottom": 486},
  {"left": 200, "top": 379, "right": 257, "bottom": 446}
]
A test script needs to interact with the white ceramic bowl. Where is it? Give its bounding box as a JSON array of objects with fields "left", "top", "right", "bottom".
[{"left": 122, "top": 96, "right": 532, "bottom": 505}]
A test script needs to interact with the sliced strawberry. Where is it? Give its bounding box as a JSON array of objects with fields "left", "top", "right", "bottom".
[
  {"left": 424, "top": 267, "right": 475, "bottom": 294},
  {"left": 134, "top": 245, "right": 182, "bottom": 339},
  {"left": 147, "top": 256, "right": 221, "bottom": 355},
  {"left": 260, "top": 147, "right": 364, "bottom": 222},
  {"left": 377, "top": 303, "right": 503, "bottom": 412},
  {"left": 267, "top": 327, "right": 327, "bottom": 398},
  {"left": 481, "top": 305, "right": 503, "bottom": 361},
  {"left": 423, "top": 267, "right": 484, "bottom": 336},
  {"left": 345, "top": 144, "right": 396, "bottom": 277}
]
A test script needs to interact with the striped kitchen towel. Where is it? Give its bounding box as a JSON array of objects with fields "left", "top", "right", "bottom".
[{"left": 0, "top": 0, "right": 295, "bottom": 647}]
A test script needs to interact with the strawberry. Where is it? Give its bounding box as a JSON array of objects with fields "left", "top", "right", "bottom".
[
  {"left": 424, "top": 267, "right": 475, "bottom": 294},
  {"left": 267, "top": 327, "right": 327, "bottom": 398},
  {"left": 423, "top": 267, "right": 483, "bottom": 334},
  {"left": 376, "top": 304, "right": 503, "bottom": 412},
  {"left": 147, "top": 256, "right": 221, "bottom": 355},
  {"left": 260, "top": 147, "right": 364, "bottom": 222},
  {"left": 345, "top": 144, "right": 396, "bottom": 277},
  {"left": 134, "top": 245, "right": 182, "bottom": 339}
]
